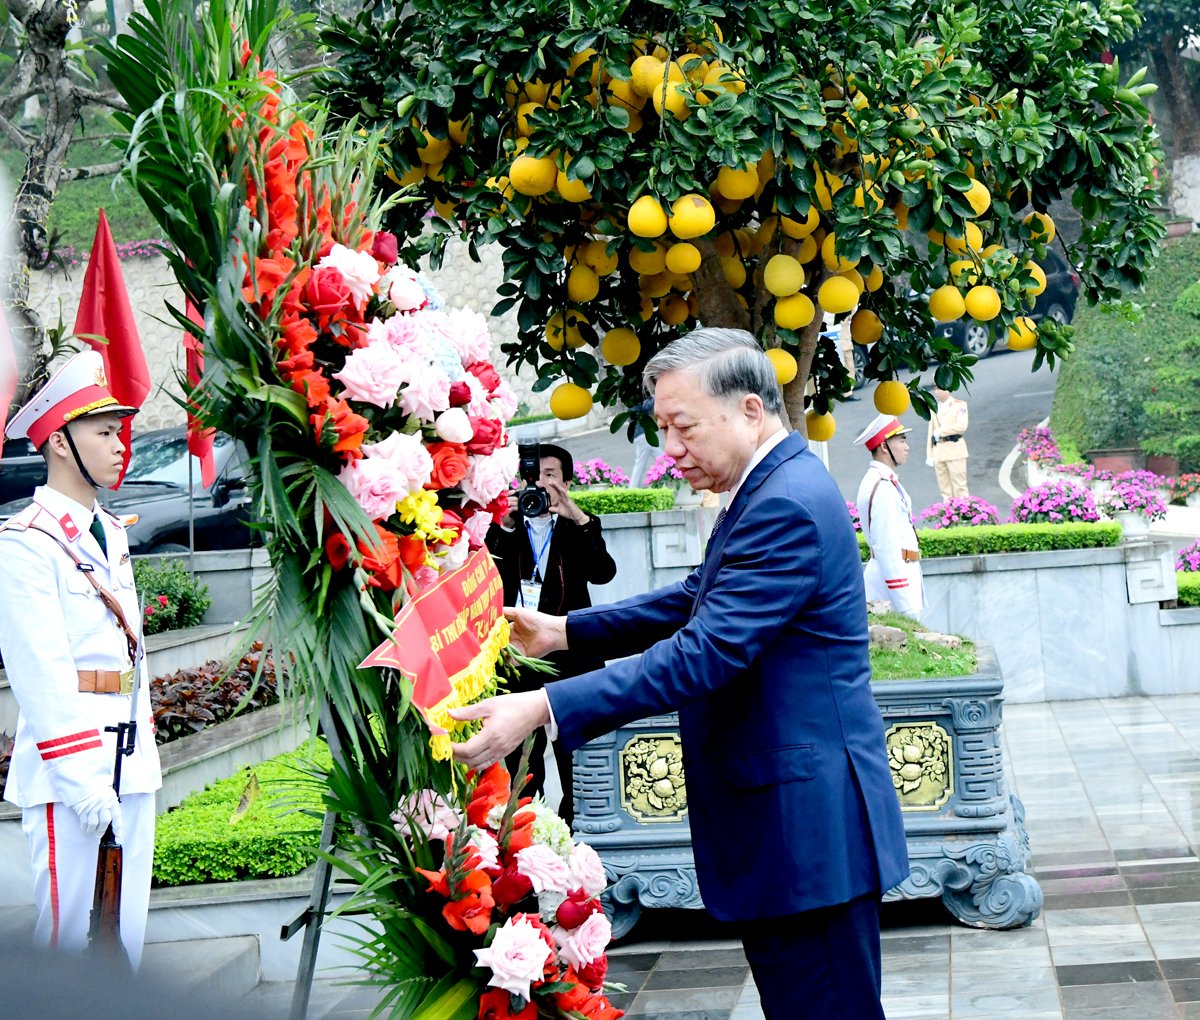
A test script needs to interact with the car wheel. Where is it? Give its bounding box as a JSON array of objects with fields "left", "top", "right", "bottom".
[
  {"left": 148, "top": 542, "right": 189, "bottom": 554},
  {"left": 852, "top": 345, "right": 868, "bottom": 389},
  {"left": 1044, "top": 303, "right": 1069, "bottom": 325},
  {"left": 960, "top": 323, "right": 992, "bottom": 359}
]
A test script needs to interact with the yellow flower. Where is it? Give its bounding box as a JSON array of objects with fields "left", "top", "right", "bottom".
[{"left": 395, "top": 490, "right": 455, "bottom": 543}]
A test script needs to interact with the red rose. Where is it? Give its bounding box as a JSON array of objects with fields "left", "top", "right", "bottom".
[
  {"left": 425, "top": 442, "right": 471, "bottom": 490},
  {"left": 305, "top": 265, "right": 352, "bottom": 321},
  {"left": 466, "top": 361, "right": 501, "bottom": 394},
  {"left": 490, "top": 864, "right": 534, "bottom": 910},
  {"left": 577, "top": 953, "right": 608, "bottom": 991},
  {"left": 144, "top": 606, "right": 155, "bottom": 618},
  {"left": 555, "top": 888, "right": 604, "bottom": 931},
  {"left": 484, "top": 491, "right": 510, "bottom": 526},
  {"left": 156, "top": 594, "right": 169, "bottom": 608},
  {"left": 325, "top": 532, "right": 353, "bottom": 570},
  {"left": 372, "top": 231, "right": 399, "bottom": 265},
  {"left": 478, "top": 989, "right": 536, "bottom": 1020},
  {"left": 466, "top": 416, "right": 505, "bottom": 456},
  {"left": 448, "top": 380, "right": 472, "bottom": 407}
]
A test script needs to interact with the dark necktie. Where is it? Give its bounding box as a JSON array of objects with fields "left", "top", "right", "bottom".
[
  {"left": 710, "top": 506, "right": 728, "bottom": 540},
  {"left": 89, "top": 513, "right": 107, "bottom": 557}
]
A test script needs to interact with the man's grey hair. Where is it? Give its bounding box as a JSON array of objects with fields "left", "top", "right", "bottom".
[{"left": 643, "top": 327, "right": 783, "bottom": 414}]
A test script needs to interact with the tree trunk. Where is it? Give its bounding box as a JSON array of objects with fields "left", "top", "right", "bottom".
[{"left": 1149, "top": 32, "right": 1200, "bottom": 222}]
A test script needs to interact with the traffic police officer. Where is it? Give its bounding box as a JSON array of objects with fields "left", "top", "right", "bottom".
[
  {"left": 854, "top": 412, "right": 924, "bottom": 620},
  {"left": 0, "top": 350, "right": 161, "bottom": 967},
  {"left": 926, "top": 385, "right": 970, "bottom": 501}
]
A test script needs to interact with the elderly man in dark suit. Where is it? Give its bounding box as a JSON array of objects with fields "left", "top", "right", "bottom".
[{"left": 453, "top": 327, "right": 908, "bottom": 1018}]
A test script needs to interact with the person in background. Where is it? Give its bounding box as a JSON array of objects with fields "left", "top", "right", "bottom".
[
  {"left": 485, "top": 443, "right": 616, "bottom": 822},
  {"left": 926, "top": 385, "right": 970, "bottom": 500},
  {"left": 0, "top": 350, "right": 161, "bottom": 968},
  {"left": 854, "top": 412, "right": 924, "bottom": 620}
]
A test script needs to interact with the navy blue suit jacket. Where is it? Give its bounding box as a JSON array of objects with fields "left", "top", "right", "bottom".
[{"left": 547, "top": 431, "right": 910, "bottom": 922}]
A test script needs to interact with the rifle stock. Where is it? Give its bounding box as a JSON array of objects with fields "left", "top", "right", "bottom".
[{"left": 88, "top": 823, "right": 126, "bottom": 961}]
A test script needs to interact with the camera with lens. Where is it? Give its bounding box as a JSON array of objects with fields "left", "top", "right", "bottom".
[{"left": 516, "top": 442, "right": 550, "bottom": 519}]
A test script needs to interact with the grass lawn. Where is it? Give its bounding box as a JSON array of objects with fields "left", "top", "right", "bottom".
[{"left": 869, "top": 611, "right": 977, "bottom": 681}]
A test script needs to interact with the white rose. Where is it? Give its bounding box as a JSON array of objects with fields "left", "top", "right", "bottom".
[
  {"left": 318, "top": 243, "right": 381, "bottom": 304},
  {"left": 435, "top": 407, "right": 474, "bottom": 443}
]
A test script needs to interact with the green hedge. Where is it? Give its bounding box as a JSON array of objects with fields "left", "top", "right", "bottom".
[
  {"left": 574, "top": 487, "right": 675, "bottom": 515},
  {"left": 858, "top": 521, "right": 1122, "bottom": 561},
  {"left": 1178, "top": 572, "right": 1200, "bottom": 608},
  {"left": 153, "top": 741, "right": 331, "bottom": 886},
  {"left": 133, "top": 558, "right": 213, "bottom": 635}
]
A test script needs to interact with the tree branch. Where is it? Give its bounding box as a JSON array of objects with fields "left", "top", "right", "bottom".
[
  {"left": 0, "top": 111, "right": 33, "bottom": 151},
  {"left": 69, "top": 86, "right": 130, "bottom": 114},
  {"left": 61, "top": 161, "right": 123, "bottom": 182}
]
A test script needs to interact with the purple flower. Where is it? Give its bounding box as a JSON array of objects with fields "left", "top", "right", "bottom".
[
  {"left": 645, "top": 454, "right": 685, "bottom": 487},
  {"left": 1017, "top": 427, "right": 1061, "bottom": 464},
  {"left": 1099, "top": 482, "right": 1168, "bottom": 522},
  {"left": 846, "top": 501, "right": 862, "bottom": 533},
  {"left": 1007, "top": 480, "right": 1100, "bottom": 524},
  {"left": 1178, "top": 539, "right": 1200, "bottom": 573},
  {"left": 917, "top": 496, "right": 1001, "bottom": 530},
  {"left": 573, "top": 457, "right": 629, "bottom": 487}
]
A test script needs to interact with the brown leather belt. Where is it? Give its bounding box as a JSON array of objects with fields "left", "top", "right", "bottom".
[
  {"left": 77, "top": 669, "right": 134, "bottom": 695},
  {"left": 902, "top": 549, "right": 921, "bottom": 563}
]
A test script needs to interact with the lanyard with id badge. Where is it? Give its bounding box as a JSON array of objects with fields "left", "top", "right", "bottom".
[{"left": 520, "top": 517, "right": 555, "bottom": 608}]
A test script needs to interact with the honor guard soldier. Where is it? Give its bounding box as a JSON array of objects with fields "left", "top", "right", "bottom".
[
  {"left": 0, "top": 350, "right": 161, "bottom": 968},
  {"left": 854, "top": 413, "right": 925, "bottom": 620},
  {"left": 926, "top": 385, "right": 970, "bottom": 500}
]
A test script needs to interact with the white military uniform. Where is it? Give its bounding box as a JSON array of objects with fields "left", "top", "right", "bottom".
[
  {"left": 0, "top": 351, "right": 161, "bottom": 969},
  {"left": 857, "top": 460, "right": 925, "bottom": 620}
]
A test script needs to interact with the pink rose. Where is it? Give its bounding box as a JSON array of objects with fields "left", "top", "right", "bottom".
[
  {"left": 390, "top": 790, "right": 461, "bottom": 841},
  {"left": 337, "top": 457, "right": 410, "bottom": 521},
  {"left": 411, "top": 564, "right": 440, "bottom": 591},
  {"left": 489, "top": 378, "right": 519, "bottom": 422},
  {"left": 398, "top": 360, "right": 451, "bottom": 422},
  {"left": 516, "top": 844, "right": 573, "bottom": 894},
  {"left": 473, "top": 916, "right": 554, "bottom": 1001},
  {"left": 568, "top": 843, "right": 608, "bottom": 898},
  {"left": 362, "top": 430, "right": 434, "bottom": 493},
  {"left": 463, "top": 509, "right": 493, "bottom": 550},
  {"left": 466, "top": 416, "right": 505, "bottom": 456},
  {"left": 441, "top": 306, "right": 493, "bottom": 364},
  {"left": 467, "top": 361, "right": 501, "bottom": 394},
  {"left": 460, "top": 445, "right": 519, "bottom": 507},
  {"left": 333, "top": 342, "right": 406, "bottom": 407},
  {"left": 555, "top": 912, "right": 612, "bottom": 972},
  {"left": 388, "top": 269, "right": 427, "bottom": 312},
  {"left": 317, "top": 243, "right": 380, "bottom": 304}
]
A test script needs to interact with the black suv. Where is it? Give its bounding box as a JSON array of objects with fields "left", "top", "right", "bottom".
[
  {"left": 0, "top": 428, "right": 254, "bottom": 554},
  {"left": 939, "top": 249, "right": 1080, "bottom": 358}
]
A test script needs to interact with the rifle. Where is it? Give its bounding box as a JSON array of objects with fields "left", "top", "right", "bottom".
[{"left": 88, "top": 619, "right": 143, "bottom": 962}]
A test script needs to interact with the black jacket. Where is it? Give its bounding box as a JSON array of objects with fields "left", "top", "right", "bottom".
[{"left": 486, "top": 512, "right": 617, "bottom": 687}]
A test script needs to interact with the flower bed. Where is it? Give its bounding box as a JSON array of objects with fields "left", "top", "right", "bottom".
[
  {"left": 151, "top": 647, "right": 277, "bottom": 745},
  {"left": 917, "top": 496, "right": 1001, "bottom": 529},
  {"left": 1097, "top": 482, "right": 1169, "bottom": 522},
  {"left": 1017, "top": 426, "right": 1061, "bottom": 464},
  {"left": 858, "top": 521, "right": 1122, "bottom": 561},
  {"left": 1178, "top": 539, "right": 1200, "bottom": 573},
  {"left": 644, "top": 453, "right": 684, "bottom": 488},
  {"left": 573, "top": 458, "right": 630, "bottom": 488},
  {"left": 134, "top": 559, "right": 214, "bottom": 635},
  {"left": 1172, "top": 474, "right": 1200, "bottom": 505},
  {"left": 572, "top": 488, "right": 675, "bottom": 515},
  {"left": 1179, "top": 573, "right": 1200, "bottom": 608},
  {"left": 1008, "top": 480, "right": 1100, "bottom": 524}
]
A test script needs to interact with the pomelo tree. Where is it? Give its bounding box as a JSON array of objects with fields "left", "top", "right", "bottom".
[{"left": 318, "top": 0, "right": 1163, "bottom": 438}]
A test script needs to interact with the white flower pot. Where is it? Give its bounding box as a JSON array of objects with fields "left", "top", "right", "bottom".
[
  {"left": 1090, "top": 479, "right": 1112, "bottom": 498},
  {"left": 673, "top": 485, "right": 703, "bottom": 507},
  {"left": 1187, "top": 493, "right": 1200, "bottom": 509},
  {"left": 1025, "top": 461, "right": 1049, "bottom": 488},
  {"left": 1113, "top": 510, "right": 1151, "bottom": 540}
]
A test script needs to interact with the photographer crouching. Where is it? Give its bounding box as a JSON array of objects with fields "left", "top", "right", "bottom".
[{"left": 486, "top": 443, "right": 616, "bottom": 822}]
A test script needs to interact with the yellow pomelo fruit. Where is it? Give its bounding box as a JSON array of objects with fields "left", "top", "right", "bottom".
[
  {"left": 766, "top": 348, "right": 798, "bottom": 385},
  {"left": 628, "top": 195, "right": 669, "bottom": 238},
  {"left": 651, "top": 80, "right": 691, "bottom": 120},
  {"left": 581, "top": 239, "right": 618, "bottom": 276},
  {"left": 720, "top": 256, "right": 747, "bottom": 288},
  {"left": 821, "top": 233, "right": 860, "bottom": 273},
  {"left": 713, "top": 232, "right": 736, "bottom": 258},
  {"left": 964, "top": 179, "right": 991, "bottom": 217},
  {"left": 510, "top": 154, "right": 558, "bottom": 196},
  {"left": 949, "top": 259, "right": 980, "bottom": 286},
  {"left": 806, "top": 411, "right": 836, "bottom": 442},
  {"left": 757, "top": 216, "right": 779, "bottom": 247},
  {"left": 448, "top": 118, "right": 471, "bottom": 145},
  {"left": 567, "top": 264, "right": 600, "bottom": 302},
  {"left": 964, "top": 284, "right": 1001, "bottom": 321},
  {"left": 893, "top": 202, "right": 910, "bottom": 231},
  {"left": 424, "top": 161, "right": 446, "bottom": 183},
  {"left": 641, "top": 271, "right": 673, "bottom": 298},
  {"left": 516, "top": 101, "right": 541, "bottom": 137},
  {"left": 673, "top": 54, "right": 707, "bottom": 85},
  {"left": 631, "top": 55, "right": 667, "bottom": 98},
  {"left": 852, "top": 185, "right": 884, "bottom": 211},
  {"left": 873, "top": 380, "right": 911, "bottom": 416},
  {"left": 928, "top": 285, "right": 966, "bottom": 322},
  {"left": 556, "top": 166, "right": 592, "bottom": 202},
  {"left": 1007, "top": 316, "right": 1038, "bottom": 350},
  {"left": 433, "top": 197, "right": 458, "bottom": 220},
  {"left": 703, "top": 62, "right": 747, "bottom": 94},
  {"left": 1024, "top": 260, "right": 1047, "bottom": 296},
  {"left": 774, "top": 293, "right": 816, "bottom": 330},
  {"left": 841, "top": 268, "right": 866, "bottom": 295},
  {"left": 818, "top": 276, "right": 859, "bottom": 315},
  {"left": 668, "top": 194, "right": 715, "bottom": 239},
  {"left": 795, "top": 234, "right": 819, "bottom": 264},
  {"left": 416, "top": 129, "right": 451, "bottom": 164},
  {"left": 850, "top": 309, "right": 883, "bottom": 345},
  {"left": 812, "top": 166, "right": 842, "bottom": 210},
  {"left": 545, "top": 310, "right": 590, "bottom": 350},
  {"left": 628, "top": 241, "right": 667, "bottom": 274},
  {"left": 549, "top": 382, "right": 593, "bottom": 420},
  {"left": 780, "top": 207, "right": 820, "bottom": 239},
  {"left": 601, "top": 328, "right": 641, "bottom": 366},
  {"left": 659, "top": 294, "right": 690, "bottom": 325},
  {"left": 569, "top": 47, "right": 601, "bottom": 84},
  {"left": 864, "top": 265, "right": 884, "bottom": 292},
  {"left": 715, "top": 164, "right": 759, "bottom": 201},
  {"left": 763, "top": 254, "right": 805, "bottom": 297},
  {"left": 390, "top": 163, "right": 425, "bottom": 187},
  {"left": 945, "top": 221, "right": 984, "bottom": 255},
  {"left": 665, "top": 242, "right": 702, "bottom": 275},
  {"left": 607, "top": 78, "right": 647, "bottom": 112},
  {"left": 1024, "top": 211, "right": 1056, "bottom": 244}
]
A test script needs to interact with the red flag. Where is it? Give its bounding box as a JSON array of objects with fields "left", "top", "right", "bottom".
[
  {"left": 73, "top": 209, "right": 151, "bottom": 486},
  {"left": 0, "top": 302, "right": 17, "bottom": 437},
  {"left": 183, "top": 299, "right": 216, "bottom": 488}
]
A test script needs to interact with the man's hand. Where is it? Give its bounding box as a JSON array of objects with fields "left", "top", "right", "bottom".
[
  {"left": 449, "top": 691, "right": 552, "bottom": 770},
  {"left": 505, "top": 606, "right": 568, "bottom": 658},
  {"left": 70, "top": 788, "right": 123, "bottom": 841},
  {"left": 543, "top": 479, "right": 588, "bottom": 524}
]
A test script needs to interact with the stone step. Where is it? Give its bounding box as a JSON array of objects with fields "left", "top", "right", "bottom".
[
  {"left": 141, "top": 933, "right": 261, "bottom": 1003},
  {"left": 238, "top": 976, "right": 386, "bottom": 1019}
]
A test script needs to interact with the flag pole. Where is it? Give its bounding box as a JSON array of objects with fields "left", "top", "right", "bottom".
[{"left": 187, "top": 449, "right": 196, "bottom": 574}]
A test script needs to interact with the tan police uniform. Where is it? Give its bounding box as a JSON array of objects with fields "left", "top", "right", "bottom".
[{"left": 926, "top": 395, "right": 969, "bottom": 500}]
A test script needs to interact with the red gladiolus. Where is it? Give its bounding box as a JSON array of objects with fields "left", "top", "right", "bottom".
[
  {"left": 325, "top": 532, "right": 353, "bottom": 570},
  {"left": 466, "top": 763, "right": 512, "bottom": 828},
  {"left": 290, "top": 369, "right": 331, "bottom": 408},
  {"left": 506, "top": 809, "right": 536, "bottom": 853},
  {"left": 397, "top": 534, "right": 427, "bottom": 573},
  {"left": 477, "top": 988, "right": 536, "bottom": 1020},
  {"left": 554, "top": 971, "right": 592, "bottom": 1012},
  {"left": 439, "top": 509, "right": 464, "bottom": 540},
  {"left": 465, "top": 416, "right": 504, "bottom": 456},
  {"left": 579, "top": 994, "right": 624, "bottom": 1019},
  {"left": 309, "top": 398, "right": 369, "bottom": 459},
  {"left": 359, "top": 526, "right": 404, "bottom": 591},
  {"left": 555, "top": 888, "right": 604, "bottom": 931},
  {"left": 441, "top": 868, "right": 494, "bottom": 935},
  {"left": 448, "top": 380, "right": 472, "bottom": 407},
  {"left": 414, "top": 866, "right": 449, "bottom": 897},
  {"left": 426, "top": 442, "right": 471, "bottom": 489},
  {"left": 466, "top": 361, "right": 501, "bottom": 394},
  {"left": 243, "top": 253, "right": 295, "bottom": 304}
]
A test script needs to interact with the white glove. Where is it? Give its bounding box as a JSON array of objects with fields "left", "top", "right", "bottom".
[
  {"left": 70, "top": 789, "right": 123, "bottom": 841},
  {"left": 925, "top": 457, "right": 934, "bottom": 467}
]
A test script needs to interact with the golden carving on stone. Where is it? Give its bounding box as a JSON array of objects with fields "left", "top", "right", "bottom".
[
  {"left": 886, "top": 721, "right": 952, "bottom": 811},
  {"left": 620, "top": 733, "right": 688, "bottom": 823}
]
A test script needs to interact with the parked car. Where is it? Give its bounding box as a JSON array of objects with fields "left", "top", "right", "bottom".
[
  {"left": 0, "top": 438, "right": 48, "bottom": 505},
  {"left": 938, "top": 248, "right": 1080, "bottom": 358},
  {"left": 0, "top": 428, "right": 255, "bottom": 554}
]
